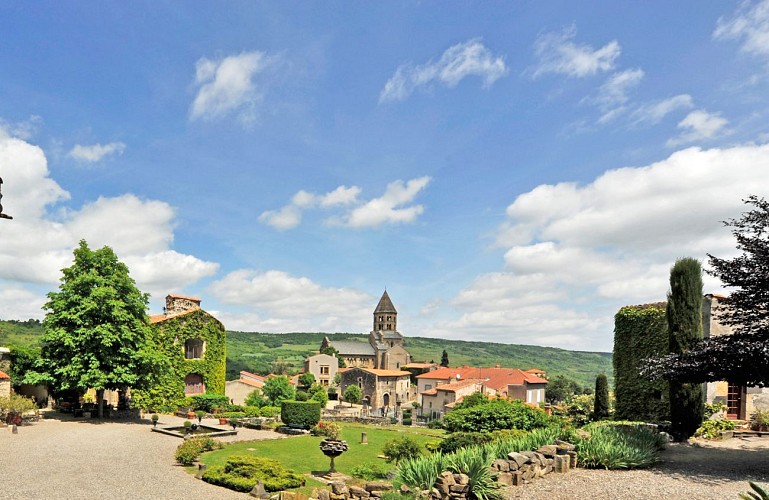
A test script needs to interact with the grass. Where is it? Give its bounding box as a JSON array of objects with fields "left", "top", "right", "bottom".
[{"left": 198, "top": 423, "right": 444, "bottom": 494}]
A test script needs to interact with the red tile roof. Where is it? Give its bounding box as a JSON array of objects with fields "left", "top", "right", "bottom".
[
  {"left": 417, "top": 366, "right": 547, "bottom": 390},
  {"left": 0, "top": 370, "right": 10, "bottom": 379}
]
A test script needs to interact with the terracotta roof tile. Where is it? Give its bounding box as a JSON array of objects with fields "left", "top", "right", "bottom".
[{"left": 0, "top": 370, "right": 10, "bottom": 379}]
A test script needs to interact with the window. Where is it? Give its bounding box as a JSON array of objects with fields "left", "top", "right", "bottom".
[
  {"left": 320, "top": 365, "right": 330, "bottom": 375},
  {"left": 184, "top": 338, "right": 204, "bottom": 359},
  {"left": 185, "top": 373, "right": 205, "bottom": 394},
  {"left": 425, "top": 384, "right": 432, "bottom": 390}
]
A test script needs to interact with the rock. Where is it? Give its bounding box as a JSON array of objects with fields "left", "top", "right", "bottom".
[
  {"left": 399, "top": 485, "right": 412, "bottom": 496},
  {"left": 365, "top": 482, "right": 392, "bottom": 492},
  {"left": 533, "top": 452, "right": 547, "bottom": 466},
  {"left": 449, "top": 484, "right": 469, "bottom": 494},
  {"left": 195, "top": 463, "right": 207, "bottom": 480},
  {"left": 497, "top": 472, "right": 513, "bottom": 485},
  {"left": 492, "top": 458, "right": 509, "bottom": 472},
  {"left": 555, "top": 439, "right": 576, "bottom": 451},
  {"left": 439, "top": 471, "right": 456, "bottom": 485},
  {"left": 511, "top": 472, "right": 524, "bottom": 486},
  {"left": 250, "top": 480, "right": 270, "bottom": 498},
  {"left": 349, "top": 486, "right": 370, "bottom": 498},
  {"left": 536, "top": 445, "right": 558, "bottom": 457},
  {"left": 330, "top": 482, "right": 348, "bottom": 496},
  {"left": 453, "top": 474, "right": 469, "bottom": 485},
  {"left": 566, "top": 450, "right": 578, "bottom": 468},
  {"left": 507, "top": 452, "right": 530, "bottom": 468},
  {"left": 318, "top": 489, "right": 331, "bottom": 500},
  {"left": 507, "top": 460, "right": 519, "bottom": 471},
  {"left": 522, "top": 468, "right": 535, "bottom": 481}
]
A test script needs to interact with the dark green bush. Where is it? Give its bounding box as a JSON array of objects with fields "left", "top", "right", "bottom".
[
  {"left": 438, "top": 429, "right": 529, "bottom": 454},
  {"left": 217, "top": 411, "right": 246, "bottom": 419},
  {"left": 174, "top": 437, "right": 222, "bottom": 465},
  {"left": 427, "top": 418, "right": 444, "bottom": 429},
  {"left": 442, "top": 398, "right": 550, "bottom": 433},
  {"left": 281, "top": 401, "right": 321, "bottom": 429},
  {"left": 191, "top": 394, "right": 230, "bottom": 412},
  {"left": 695, "top": 418, "right": 736, "bottom": 439},
  {"left": 383, "top": 436, "right": 422, "bottom": 464},
  {"left": 402, "top": 418, "right": 412, "bottom": 426},
  {"left": 202, "top": 455, "right": 304, "bottom": 492}
]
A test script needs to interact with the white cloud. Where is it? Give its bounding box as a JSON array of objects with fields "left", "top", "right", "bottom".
[
  {"left": 190, "top": 51, "right": 274, "bottom": 122},
  {"left": 531, "top": 26, "right": 621, "bottom": 78},
  {"left": 666, "top": 110, "right": 729, "bottom": 146},
  {"left": 260, "top": 178, "right": 430, "bottom": 230},
  {"left": 631, "top": 94, "right": 694, "bottom": 125},
  {"left": 210, "top": 270, "right": 371, "bottom": 332},
  {"left": 446, "top": 144, "right": 769, "bottom": 351},
  {"left": 68, "top": 142, "right": 126, "bottom": 163},
  {"left": 0, "top": 131, "right": 218, "bottom": 317},
  {"left": 592, "top": 68, "right": 644, "bottom": 123},
  {"left": 379, "top": 39, "right": 507, "bottom": 102},
  {"left": 342, "top": 177, "right": 431, "bottom": 228},
  {"left": 714, "top": 0, "right": 769, "bottom": 59},
  {"left": 0, "top": 115, "right": 42, "bottom": 140}
]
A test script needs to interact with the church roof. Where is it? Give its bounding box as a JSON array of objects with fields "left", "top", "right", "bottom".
[
  {"left": 374, "top": 291, "right": 397, "bottom": 314},
  {"left": 330, "top": 340, "right": 376, "bottom": 356}
]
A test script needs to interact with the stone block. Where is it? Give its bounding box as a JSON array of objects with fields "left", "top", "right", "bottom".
[
  {"left": 522, "top": 467, "right": 535, "bottom": 481},
  {"left": 449, "top": 484, "right": 469, "bottom": 494},
  {"left": 439, "top": 471, "right": 456, "bottom": 485},
  {"left": 453, "top": 474, "right": 469, "bottom": 485},
  {"left": 507, "top": 452, "right": 530, "bottom": 468},
  {"left": 533, "top": 452, "right": 547, "bottom": 466},
  {"left": 566, "top": 450, "right": 578, "bottom": 468},
  {"left": 511, "top": 472, "right": 524, "bottom": 486},
  {"left": 536, "top": 445, "right": 558, "bottom": 457},
  {"left": 507, "top": 459, "right": 519, "bottom": 471},
  {"left": 492, "top": 459, "right": 509, "bottom": 472},
  {"left": 497, "top": 472, "right": 513, "bottom": 486},
  {"left": 543, "top": 465, "right": 553, "bottom": 475},
  {"left": 365, "top": 482, "right": 391, "bottom": 493},
  {"left": 555, "top": 439, "right": 576, "bottom": 451},
  {"left": 534, "top": 464, "right": 544, "bottom": 479},
  {"left": 318, "top": 489, "right": 331, "bottom": 500},
  {"left": 329, "top": 495, "right": 346, "bottom": 500},
  {"left": 250, "top": 480, "right": 270, "bottom": 498},
  {"left": 330, "top": 482, "right": 348, "bottom": 496},
  {"left": 545, "top": 458, "right": 553, "bottom": 466},
  {"left": 349, "top": 486, "right": 370, "bottom": 498}
]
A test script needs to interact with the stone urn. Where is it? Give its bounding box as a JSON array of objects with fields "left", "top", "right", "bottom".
[{"left": 319, "top": 439, "right": 349, "bottom": 473}]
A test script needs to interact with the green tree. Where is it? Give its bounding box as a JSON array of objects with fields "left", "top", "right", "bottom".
[
  {"left": 382, "top": 436, "right": 422, "bottom": 464},
  {"left": 343, "top": 384, "right": 362, "bottom": 407},
  {"left": 245, "top": 389, "right": 265, "bottom": 407},
  {"left": 593, "top": 374, "right": 610, "bottom": 419},
  {"left": 545, "top": 375, "right": 582, "bottom": 404},
  {"left": 440, "top": 349, "right": 449, "bottom": 367},
  {"left": 309, "top": 383, "right": 328, "bottom": 407},
  {"left": 298, "top": 372, "right": 315, "bottom": 391},
  {"left": 262, "top": 375, "right": 296, "bottom": 406},
  {"left": 37, "top": 240, "right": 166, "bottom": 417},
  {"left": 667, "top": 257, "right": 705, "bottom": 440},
  {"left": 453, "top": 391, "right": 489, "bottom": 410}
]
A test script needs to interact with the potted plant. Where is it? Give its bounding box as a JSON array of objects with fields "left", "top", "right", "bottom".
[
  {"left": 151, "top": 414, "right": 159, "bottom": 428},
  {"left": 230, "top": 417, "right": 240, "bottom": 430},
  {"left": 183, "top": 420, "right": 193, "bottom": 435},
  {"left": 218, "top": 415, "right": 229, "bottom": 425},
  {"left": 195, "top": 410, "right": 206, "bottom": 424}
]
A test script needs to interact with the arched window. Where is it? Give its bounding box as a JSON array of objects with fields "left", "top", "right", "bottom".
[
  {"left": 185, "top": 373, "right": 205, "bottom": 394},
  {"left": 185, "top": 338, "right": 205, "bottom": 359}
]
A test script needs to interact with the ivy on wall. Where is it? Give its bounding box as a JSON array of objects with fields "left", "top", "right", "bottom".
[
  {"left": 613, "top": 303, "right": 670, "bottom": 422},
  {"left": 133, "top": 310, "right": 226, "bottom": 412}
]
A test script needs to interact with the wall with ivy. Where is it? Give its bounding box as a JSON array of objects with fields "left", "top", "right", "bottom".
[
  {"left": 613, "top": 303, "right": 670, "bottom": 422},
  {"left": 133, "top": 309, "right": 226, "bottom": 412}
]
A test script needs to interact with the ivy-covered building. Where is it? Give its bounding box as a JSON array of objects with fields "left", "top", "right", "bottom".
[{"left": 134, "top": 294, "right": 226, "bottom": 410}]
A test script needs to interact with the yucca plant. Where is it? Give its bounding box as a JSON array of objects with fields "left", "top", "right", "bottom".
[
  {"left": 741, "top": 481, "right": 769, "bottom": 500},
  {"left": 397, "top": 451, "right": 448, "bottom": 491},
  {"left": 446, "top": 446, "right": 500, "bottom": 500},
  {"left": 577, "top": 423, "right": 660, "bottom": 469}
]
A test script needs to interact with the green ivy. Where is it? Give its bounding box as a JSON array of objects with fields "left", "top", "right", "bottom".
[
  {"left": 613, "top": 305, "right": 669, "bottom": 422},
  {"left": 133, "top": 309, "right": 226, "bottom": 412}
]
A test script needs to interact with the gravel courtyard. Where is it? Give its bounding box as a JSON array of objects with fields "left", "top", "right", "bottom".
[{"left": 0, "top": 413, "right": 285, "bottom": 500}]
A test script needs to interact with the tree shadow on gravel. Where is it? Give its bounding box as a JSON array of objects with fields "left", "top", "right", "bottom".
[{"left": 649, "top": 439, "right": 769, "bottom": 486}]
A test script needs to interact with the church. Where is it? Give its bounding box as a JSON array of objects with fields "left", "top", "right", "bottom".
[{"left": 319, "top": 290, "right": 411, "bottom": 370}]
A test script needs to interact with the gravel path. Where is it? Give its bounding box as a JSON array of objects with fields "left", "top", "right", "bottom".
[
  {"left": 0, "top": 412, "right": 286, "bottom": 500},
  {"left": 508, "top": 435, "right": 769, "bottom": 499}
]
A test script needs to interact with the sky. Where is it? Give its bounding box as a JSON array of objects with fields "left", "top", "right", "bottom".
[{"left": 1, "top": 1, "right": 768, "bottom": 353}]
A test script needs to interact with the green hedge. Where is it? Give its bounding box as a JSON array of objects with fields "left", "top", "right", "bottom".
[
  {"left": 202, "top": 455, "right": 305, "bottom": 492},
  {"left": 191, "top": 394, "right": 230, "bottom": 412},
  {"left": 613, "top": 304, "right": 670, "bottom": 422},
  {"left": 280, "top": 401, "right": 321, "bottom": 429},
  {"left": 442, "top": 398, "right": 550, "bottom": 433}
]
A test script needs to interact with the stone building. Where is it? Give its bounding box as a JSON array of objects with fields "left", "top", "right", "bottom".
[
  {"left": 304, "top": 353, "right": 339, "bottom": 387},
  {"left": 226, "top": 371, "right": 267, "bottom": 406},
  {"left": 320, "top": 291, "right": 411, "bottom": 370},
  {"left": 338, "top": 366, "right": 412, "bottom": 413},
  {"left": 0, "top": 346, "right": 10, "bottom": 374}
]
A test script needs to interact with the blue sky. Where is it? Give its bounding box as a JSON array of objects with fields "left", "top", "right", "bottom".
[{"left": 1, "top": 1, "right": 769, "bottom": 352}]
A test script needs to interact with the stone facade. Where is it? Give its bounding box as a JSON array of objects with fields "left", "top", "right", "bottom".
[
  {"left": 338, "top": 367, "right": 412, "bottom": 412},
  {"left": 0, "top": 370, "right": 10, "bottom": 398},
  {"left": 305, "top": 353, "right": 339, "bottom": 387}
]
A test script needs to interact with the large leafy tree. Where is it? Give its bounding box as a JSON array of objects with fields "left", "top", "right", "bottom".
[
  {"left": 545, "top": 375, "right": 582, "bottom": 404},
  {"left": 667, "top": 257, "right": 705, "bottom": 439},
  {"left": 644, "top": 197, "right": 769, "bottom": 386},
  {"left": 38, "top": 240, "right": 165, "bottom": 417},
  {"left": 262, "top": 375, "right": 296, "bottom": 406}
]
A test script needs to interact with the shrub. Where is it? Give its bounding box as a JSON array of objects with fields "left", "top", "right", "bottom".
[
  {"left": 259, "top": 406, "right": 281, "bottom": 418},
  {"left": 281, "top": 401, "right": 321, "bottom": 429},
  {"left": 295, "top": 391, "right": 309, "bottom": 401},
  {"left": 202, "top": 455, "right": 304, "bottom": 492},
  {"left": 447, "top": 446, "right": 501, "bottom": 500},
  {"left": 577, "top": 422, "right": 662, "bottom": 469},
  {"left": 383, "top": 436, "right": 422, "bottom": 464},
  {"left": 245, "top": 389, "right": 265, "bottom": 408},
  {"left": 704, "top": 401, "right": 727, "bottom": 419},
  {"left": 243, "top": 406, "right": 261, "bottom": 417},
  {"left": 751, "top": 410, "right": 769, "bottom": 431},
  {"left": 695, "top": 418, "right": 736, "bottom": 439},
  {"left": 310, "top": 384, "right": 329, "bottom": 407},
  {"left": 594, "top": 374, "right": 610, "bottom": 419},
  {"left": 442, "top": 398, "right": 550, "bottom": 433},
  {"left": 426, "top": 418, "right": 444, "bottom": 429},
  {"left": 397, "top": 451, "right": 448, "bottom": 491},
  {"left": 217, "top": 412, "right": 246, "bottom": 419},
  {"left": 350, "top": 462, "right": 388, "bottom": 480},
  {"left": 174, "top": 437, "right": 223, "bottom": 465},
  {"left": 437, "top": 429, "right": 530, "bottom": 454},
  {"left": 191, "top": 394, "right": 230, "bottom": 412},
  {"left": 310, "top": 421, "right": 341, "bottom": 440}
]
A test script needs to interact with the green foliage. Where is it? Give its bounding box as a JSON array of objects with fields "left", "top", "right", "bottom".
[
  {"left": 36, "top": 241, "right": 166, "bottom": 404},
  {"left": 263, "top": 375, "right": 296, "bottom": 406},
  {"left": 7, "top": 344, "right": 46, "bottom": 387},
  {"left": 174, "top": 437, "right": 223, "bottom": 466},
  {"left": 427, "top": 418, "right": 444, "bottom": 429},
  {"left": 244, "top": 389, "right": 265, "bottom": 407},
  {"left": 704, "top": 401, "right": 727, "bottom": 419},
  {"left": 310, "top": 421, "right": 341, "bottom": 440},
  {"left": 594, "top": 374, "right": 610, "bottom": 419},
  {"left": 437, "top": 429, "right": 528, "bottom": 454},
  {"left": 202, "top": 455, "right": 305, "bottom": 492},
  {"left": 0, "top": 393, "right": 36, "bottom": 416},
  {"left": 191, "top": 393, "right": 229, "bottom": 412},
  {"left": 350, "top": 462, "right": 388, "bottom": 481},
  {"left": 740, "top": 481, "right": 769, "bottom": 500},
  {"left": 694, "top": 418, "right": 736, "bottom": 439},
  {"left": 552, "top": 393, "right": 594, "bottom": 427},
  {"left": 217, "top": 411, "right": 246, "bottom": 419},
  {"left": 442, "top": 398, "right": 549, "bottom": 433},
  {"left": 259, "top": 406, "right": 281, "bottom": 418},
  {"left": 545, "top": 375, "right": 584, "bottom": 404},
  {"left": 297, "top": 372, "right": 315, "bottom": 390},
  {"left": 383, "top": 436, "right": 422, "bottom": 464},
  {"left": 440, "top": 349, "right": 449, "bottom": 367},
  {"left": 446, "top": 446, "right": 501, "bottom": 500},
  {"left": 667, "top": 257, "right": 705, "bottom": 439},
  {"left": 577, "top": 422, "right": 663, "bottom": 469},
  {"left": 398, "top": 452, "right": 448, "bottom": 491},
  {"left": 486, "top": 426, "right": 564, "bottom": 459},
  {"left": 281, "top": 401, "right": 321, "bottom": 429},
  {"left": 309, "top": 383, "right": 329, "bottom": 407},
  {"left": 751, "top": 410, "right": 769, "bottom": 431},
  {"left": 343, "top": 384, "right": 362, "bottom": 405},
  {"left": 453, "top": 391, "right": 489, "bottom": 410},
  {"left": 295, "top": 391, "right": 309, "bottom": 401},
  {"left": 613, "top": 304, "right": 670, "bottom": 422}
]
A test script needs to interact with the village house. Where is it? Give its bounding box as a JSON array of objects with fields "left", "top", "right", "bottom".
[
  {"left": 304, "top": 352, "right": 339, "bottom": 387},
  {"left": 338, "top": 366, "right": 412, "bottom": 413},
  {"left": 225, "top": 371, "right": 267, "bottom": 406}
]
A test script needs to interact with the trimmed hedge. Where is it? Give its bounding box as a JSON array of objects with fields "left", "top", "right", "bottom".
[
  {"left": 613, "top": 304, "right": 670, "bottom": 422},
  {"left": 281, "top": 400, "right": 321, "bottom": 429},
  {"left": 202, "top": 455, "right": 305, "bottom": 492}
]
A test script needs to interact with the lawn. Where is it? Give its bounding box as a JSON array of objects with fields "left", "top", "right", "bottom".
[{"left": 198, "top": 423, "right": 444, "bottom": 492}]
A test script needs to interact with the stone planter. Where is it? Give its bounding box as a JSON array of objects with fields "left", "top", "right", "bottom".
[
  {"left": 219, "top": 417, "right": 229, "bottom": 425},
  {"left": 319, "top": 439, "right": 349, "bottom": 473}
]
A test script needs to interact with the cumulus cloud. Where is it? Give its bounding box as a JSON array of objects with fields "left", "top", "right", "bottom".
[
  {"left": 714, "top": 0, "right": 769, "bottom": 59},
  {"left": 68, "top": 142, "right": 126, "bottom": 163},
  {"left": 210, "top": 270, "right": 372, "bottom": 332},
  {"left": 190, "top": 51, "right": 275, "bottom": 122},
  {"left": 437, "top": 144, "right": 769, "bottom": 351},
  {"left": 379, "top": 39, "right": 507, "bottom": 102},
  {"left": 666, "top": 110, "right": 729, "bottom": 146},
  {"left": 531, "top": 25, "right": 621, "bottom": 78},
  {"left": 260, "top": 178, "right": 430, "bottom": 230},
  {"left": 0, "top": 130, "right": 218, "bottom": 318}
]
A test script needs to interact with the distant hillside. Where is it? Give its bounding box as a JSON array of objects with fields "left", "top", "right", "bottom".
[{"left": 0, "top": 320, "right": 613, "bottom": 389}]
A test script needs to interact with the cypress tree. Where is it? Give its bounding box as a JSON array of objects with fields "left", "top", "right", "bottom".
[
  {"left": 440, "top": 349, "right": 449, "bottom": 367},
  {"left": 667, "top": 257, "right": 705, "bottom": 440},
  {"left": 594, "top": 373, "right": 610, "bottom": 419}
]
